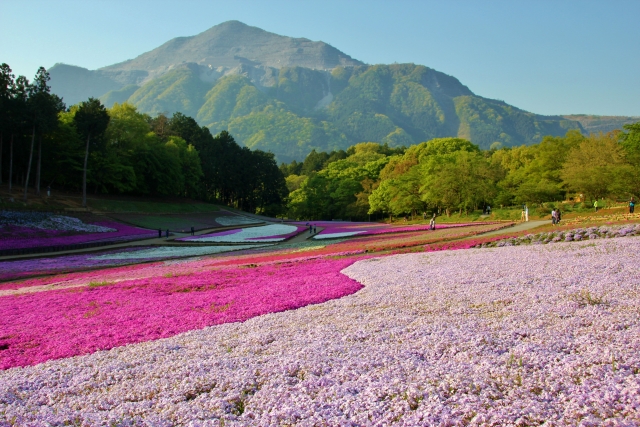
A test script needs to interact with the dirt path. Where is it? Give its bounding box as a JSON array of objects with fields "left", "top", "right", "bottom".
[{"left": 479, "top": 220, "right": 551, "bottom": 236}]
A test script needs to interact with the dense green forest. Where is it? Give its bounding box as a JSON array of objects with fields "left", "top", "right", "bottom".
[
  {"left": 4, "top": 64, "right": 639, "bottom": 221},
  {"left": 0, "top": 64, "right": 287, "bottom": 215},
  {"left": 280, "top": 124, "right": 640, "bottom": 220}
]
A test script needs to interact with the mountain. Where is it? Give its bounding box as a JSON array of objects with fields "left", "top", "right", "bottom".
[
  {"left": 562, "top": 115, "right": 639, "bottom": 135},
  {"left": 48, "top": 21, "right": 604, "bottom": 162}
]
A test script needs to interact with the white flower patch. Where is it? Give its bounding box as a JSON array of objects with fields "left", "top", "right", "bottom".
[
  {"left": 32, "top": 215, "right": 116, "bottom": 233},
  {"left": 0, "top": 211, "right": 117, "bottom": 233},
  {"left": 189, "top": 224, "right": 299, "bottom": 242},
  {"left": 88, "top": 244, "right": 272, "bottom": 260},
  {"left": 312, "top": 231, "right": 364, "bottom": 239},
  {"left": 215, "top": 215, "right": 262, "bottom": 226}
]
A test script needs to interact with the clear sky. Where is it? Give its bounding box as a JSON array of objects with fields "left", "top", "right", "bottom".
[{"left": 1, "top": 0, "right": 638, "bottom": 116}]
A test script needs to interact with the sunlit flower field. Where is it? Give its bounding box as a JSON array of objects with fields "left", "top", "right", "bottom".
[{"left": 1, "top": 219, "right": 639, "bottom": 426}]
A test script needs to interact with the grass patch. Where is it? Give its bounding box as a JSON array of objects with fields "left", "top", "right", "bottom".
[
  {"left": 570, "top": 289, "right": 609, "bottom": 307},
  {"left": 88, "top": 199, "right": 220, "bottom": 214},
  {"left": 88, "top": 280, "right": 114, "bottom": 288}
]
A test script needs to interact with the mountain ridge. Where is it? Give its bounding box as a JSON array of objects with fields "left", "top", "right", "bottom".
[{"left": 47, "top": 21, "right": 638, "bottom": 162}]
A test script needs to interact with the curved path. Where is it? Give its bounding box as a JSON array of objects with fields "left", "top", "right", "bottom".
[{"left": 479, "top": 219, "right": 551, "bottom": 236}]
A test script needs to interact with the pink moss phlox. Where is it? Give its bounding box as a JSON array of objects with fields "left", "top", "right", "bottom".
[
  {"left": 0, "top": 221, "right": 154, "bottom": 251},
  {"left": 0, "top": 258, "right": 363, "bottom": 369}
]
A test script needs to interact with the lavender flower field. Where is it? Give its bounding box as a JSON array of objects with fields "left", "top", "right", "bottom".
[{"left": 1, "top": 236, "right": 639, "bottom": 425}]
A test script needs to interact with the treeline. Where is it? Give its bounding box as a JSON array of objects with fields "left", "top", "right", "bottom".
[
  {"left": 280, "top": 125, "right": 640, "bottom": 220},
  {"left": 0, "top": 64, "right": 287, "bottom": 215}
]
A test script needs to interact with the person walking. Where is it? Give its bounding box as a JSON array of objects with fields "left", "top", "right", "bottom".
[
  {"left": 630, "top": 197, "right": 635, "bottom": 214},
  {"left": 594, "top": 199, "right": 599, "bottom": 212},
  {"left": 525, "top": 205, "right": 529, "bottom": 222},
  {"left": 313, "top": 225, "right": 316, "bottom": 234},
  {"left": 158, "top": 228, "right": 162, "bottom": 238},
  {"left": 557, "top": 209, "right": 562, "bottom": 224},
  {"left": 429, "top": 213, "right": 436, "bottom": 230},
  {"left": 190, "top": 226, "right": 195, "bottom": 236},
  {"left": 551, "top": 209, "right": 557, "bottom": 225},
  {"left": 165, "top": 229, "right": 169, "bottom": 239},
  {"left": 309, "top": 224, "right": 313, "bottom": 234}
]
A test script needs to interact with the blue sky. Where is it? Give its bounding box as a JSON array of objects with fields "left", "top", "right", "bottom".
[{"left": 1, "top": 0, "right": 638, "bottom": 116}]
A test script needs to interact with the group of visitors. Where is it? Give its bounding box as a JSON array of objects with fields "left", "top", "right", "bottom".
[
  {"left": 157, "top": 227, "right": 195, "bottom": 239},
  {"left": 551, "top": 208, "right": 562, "bottom": 225},
  {"left": 306, "top": 223, "right": 316, "bottom": 234}
]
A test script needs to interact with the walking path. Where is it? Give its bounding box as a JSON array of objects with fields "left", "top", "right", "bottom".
[{"left": 479, "top": 220, "right": 551, "bottom": 236}]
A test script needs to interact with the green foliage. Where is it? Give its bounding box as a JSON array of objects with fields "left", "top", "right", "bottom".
[
  {"left": 128, "top": 65, "right": 211, "bottom": 118},
  {"left": 224, "top": 106, "right": 348, "bottom": 163},
  {"left": 197, "top": 75, "right": 269, "bottom": 126},
  {"left": 100, "top": 85, "right": 139, "bottom": 108},
  {"left": 561, "top": 132, "right": 630, "bottom": 201}
]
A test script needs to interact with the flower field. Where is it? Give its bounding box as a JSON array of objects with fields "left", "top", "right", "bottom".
[
  {"left": 178, "top": 224, "right": 305, "bottom": 242},
  {"left": 0, "top": 211, "right": 155, "bottom": 252},
  {"left": 302, "top": 221, "right": 475, "bottom": 239},
  {"left": 1, "top": 236, "right": 639, "bottom": 425},
  {"left": 0, "top": 258, "right": 362, "bottom": 370},
  {"left": 1, "top": 216, "right": 639, "bottom": 425},
  {"left": 474, "top": 224, "right": 640, "bottom": 248},
  {"left": 0, "top": 244, "right": 273, "bottom": 283}
]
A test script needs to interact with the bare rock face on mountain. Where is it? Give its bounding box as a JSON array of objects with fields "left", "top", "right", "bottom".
[
  {"left": 50, "top": 21, "right": 362, "bottom": 106},
  {"left": 102, "top": 20, "right": 363, "bottom": 76}
]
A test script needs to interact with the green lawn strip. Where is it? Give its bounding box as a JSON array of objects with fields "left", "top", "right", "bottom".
[{"left": 87, "top": 199, "right": 220, "bottom": 214}]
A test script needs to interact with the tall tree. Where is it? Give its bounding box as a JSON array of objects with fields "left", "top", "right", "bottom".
[
  {"left": 0, "top": 63, "right": 14, "bottom": 185},
  {"left": 74, "top": 98, "right": 110, "bottom": 207},
  {"left": 22, "top": 67, "right": 64, "bottom": 201},
  {"left": 9, "top": 75, "right": 29, "bottom": 194}
]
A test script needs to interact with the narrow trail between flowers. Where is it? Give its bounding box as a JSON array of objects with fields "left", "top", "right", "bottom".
[{"left": 480, "top": 219, "right": 550, "bottom": 236}]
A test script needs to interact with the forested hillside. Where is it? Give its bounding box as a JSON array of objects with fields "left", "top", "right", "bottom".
[
  {"left": 47, "top": 21, "right": 599, "bottom": 163},
  {"left": 0, "top": 65, "right": 287, "bottom": 215},
  {"left": 93, "top": 63, "right": 582, "bottom": 162}
]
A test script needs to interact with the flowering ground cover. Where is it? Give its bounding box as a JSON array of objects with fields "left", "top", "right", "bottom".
[
  {"left": 0, "top": 222, "right": 507, "bottom": 291},
  {"left": 0, "top": 245, "right": 272, "bottom": 284},
  {"left": 308, "top": 220, "right": 476, "bottom": 239},
  {"left": 1, "top": 237, "right": 639, "bottom": 425},
  {"left": 474, "top": 224, "right": 640, "bottom": 248},
  {"left": 0, "top": 257, "right": 363, "bottom": 370},
  {"left": 177, "top": 224, "right": 305, "bottom": 243},
  {"left": 561, "top": 211, "right": 640, "bottom": 226},
  {"left": 0, "top": 211, "right": 155, "bottom": 252}
]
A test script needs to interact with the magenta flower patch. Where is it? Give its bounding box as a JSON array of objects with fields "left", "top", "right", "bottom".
[
  {"left": 0, "top": 221, "right": 155, "bottom": 251},
  {"left": 0, "top": 257, "right": 362, "bottom": 369}
]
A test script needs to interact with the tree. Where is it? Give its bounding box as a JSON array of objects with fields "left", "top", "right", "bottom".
[
  {"left": 7, "top": 75, "right": 29, "bottom": 193},
  {"left": 22, "top": 67, "right": 64, "bottom": 200},
  {"left": 0, "top": 63, "right": 14, "bottom": 185},
  {"left": 619, "top": 121, "right": 640, "bottom": 197},
  {"left": 74, "top": 98, "right": 110, "bottom": 207},
  {"left": 561, "top": 132, "right": 628, "bottom": 201},
  {"left": 421, "top": 150, "right": 495, "bottom": 215}
]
